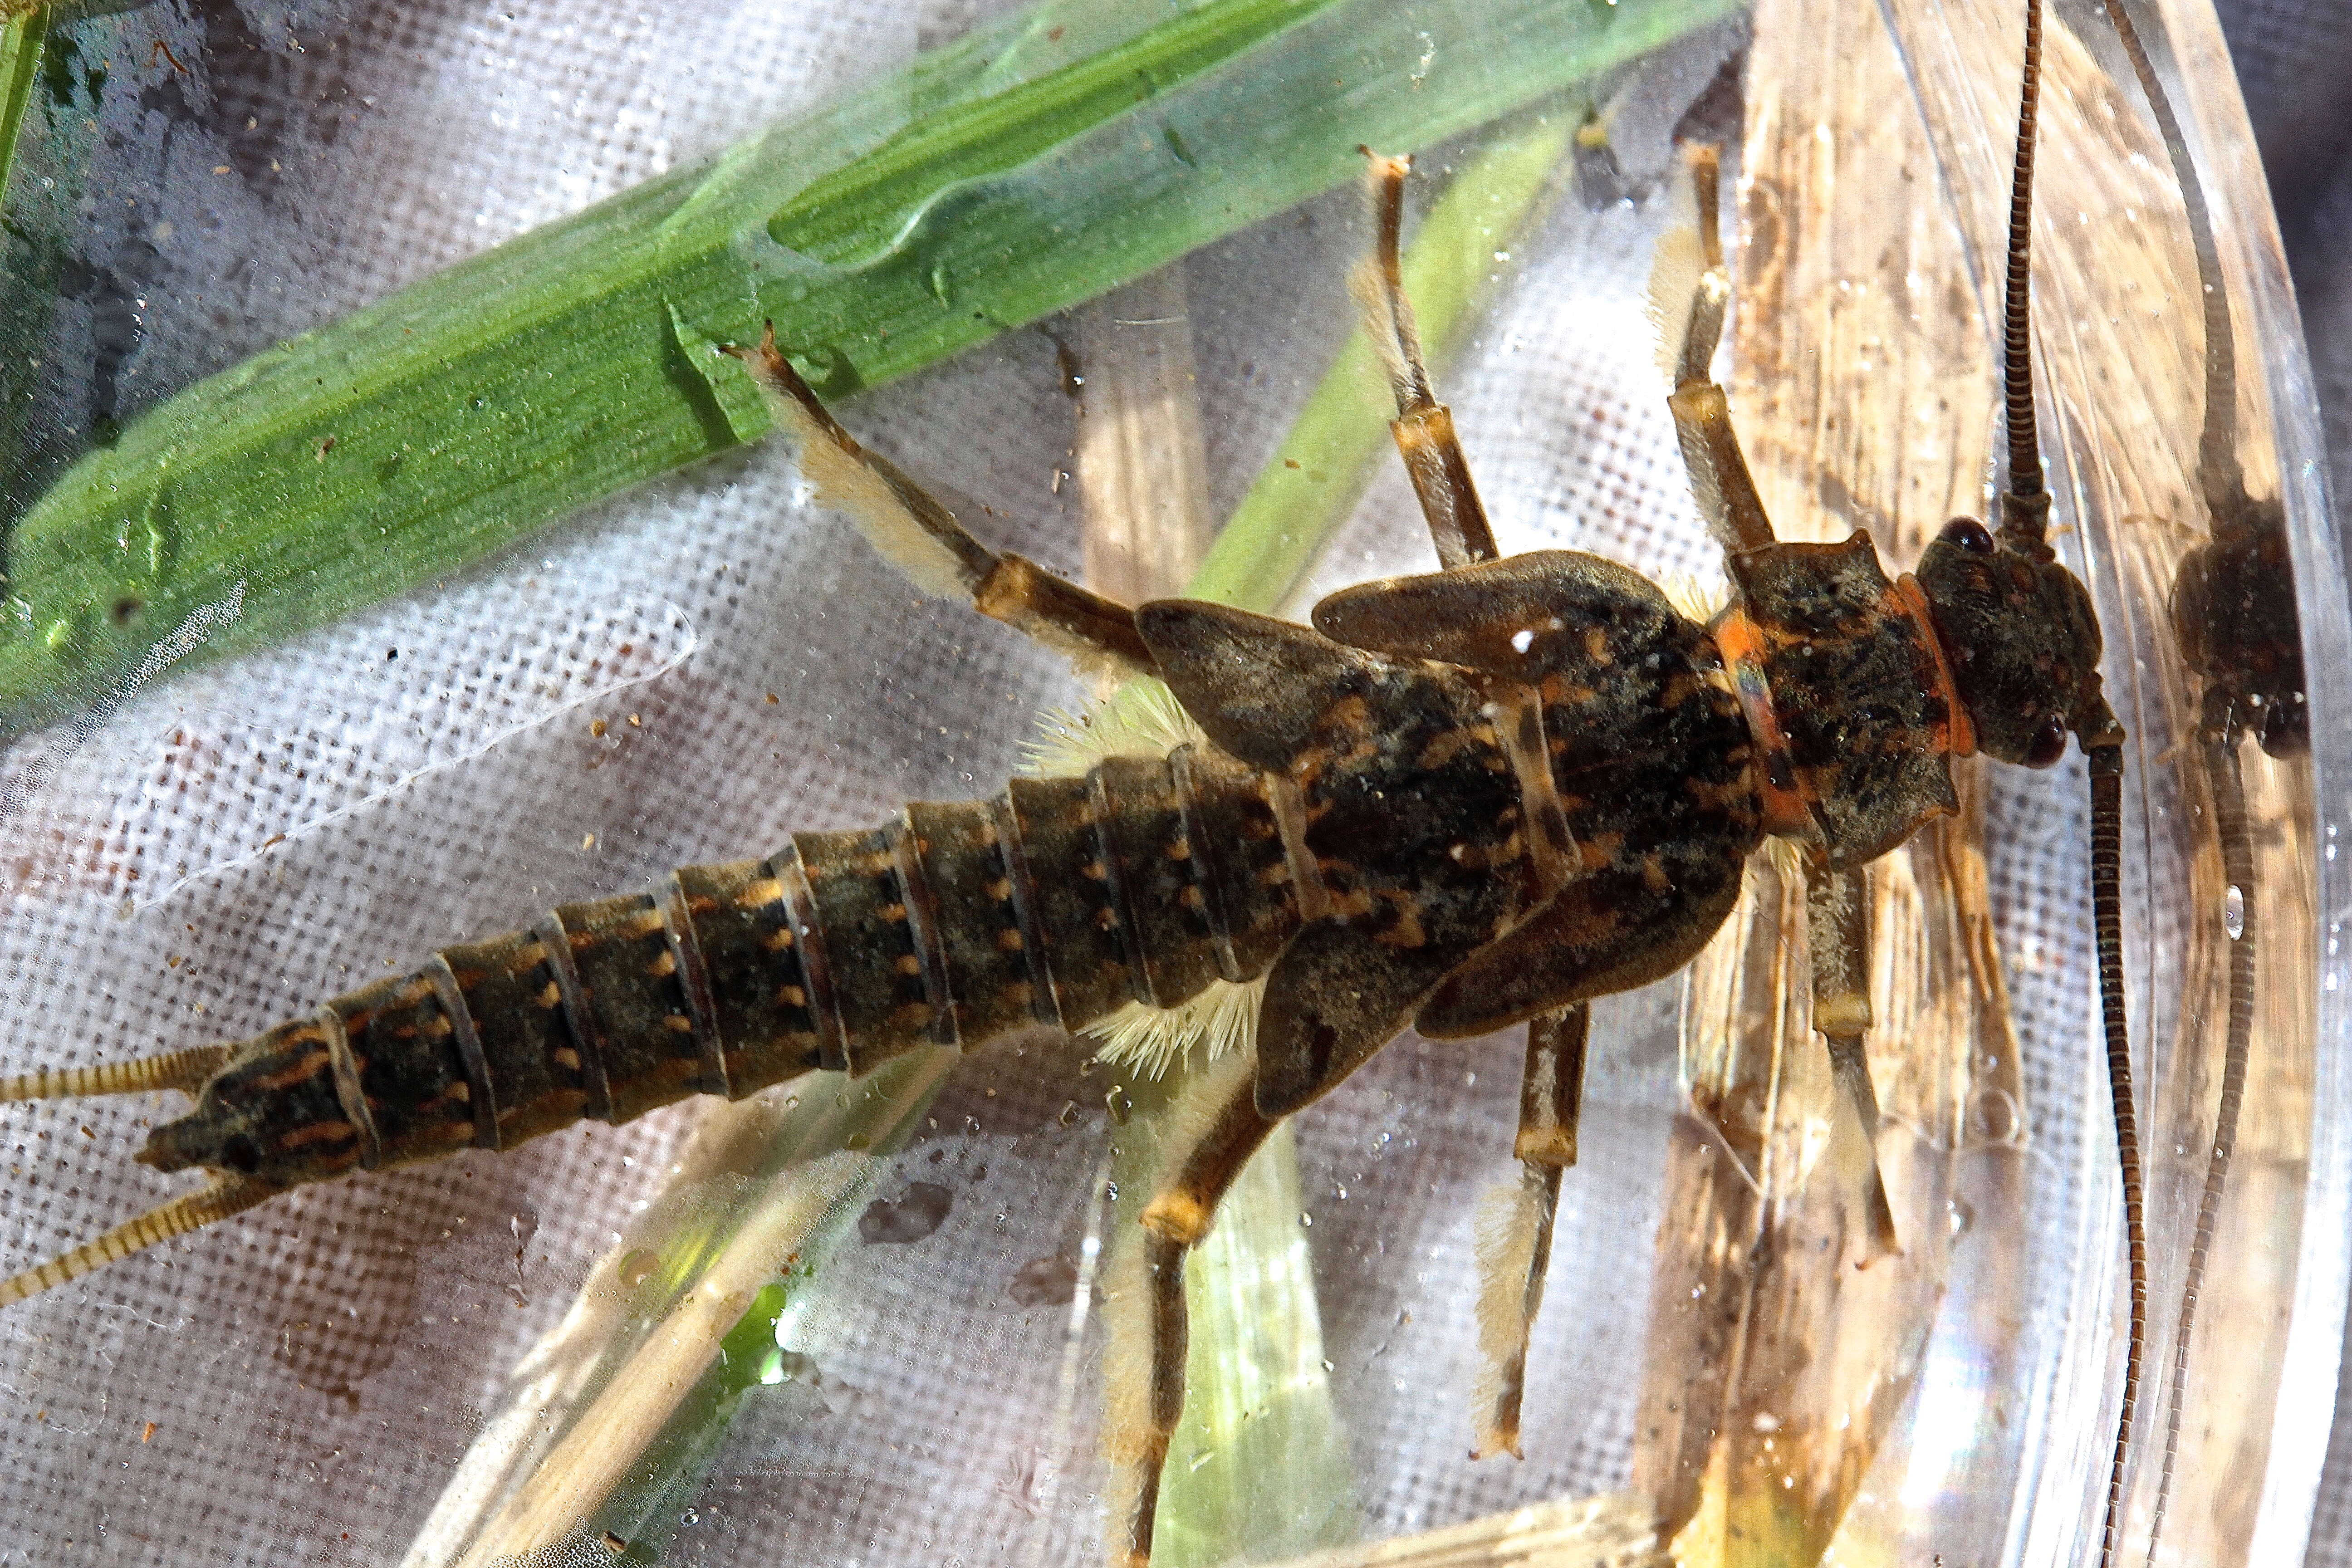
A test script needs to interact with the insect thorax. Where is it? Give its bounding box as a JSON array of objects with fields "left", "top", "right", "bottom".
[{"left": 1715, "top": 533, "right": 1965, "bottom": 870}]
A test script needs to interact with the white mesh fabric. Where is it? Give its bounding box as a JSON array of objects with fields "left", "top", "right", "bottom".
[{"left": 0, "top": 0, "right": 2312, "bottom": 1564}]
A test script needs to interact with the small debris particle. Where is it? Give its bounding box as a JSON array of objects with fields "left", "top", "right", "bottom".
[
  {"left": 765, "top": 692, "right": 779, "bottom": 705},
  {"left": 858, "top": 1182, "right": 952, "bottom": 1244},
  {"left": 141, "top": 1421, "right": 157, "bottom": 1442},
  {"left": 79, "top": 1126, "right": 94, "bottom": 1138},
  {"left": 212, "top": 164, "right": 230, "bottom": 175},
  {"left": 626, "top": 714, "right": 642, "bottom": 729},
  {"left": 316, "top": 437, "right": 335, "bottom": 458},
  {"left": 263, "top": 834, "right": 287, "bottom": 850},
  {"left": 1047, "top": 24, "right": 1063, "bottom": 39},
  {"left": 582, "top": 833, "right": 597, "bottom": 851},
  {"left": 589, "top": 718, "right": 607, "bottom": 737},
  {"left": 166, "top": 955, "right": 181, "bottom": 969},
  {"left": 1284, "top": 457, "right": 1301, "bottom": 469},
  {"left": 600, "top": 1533, "right": 629, "bottom": 1555},
  {"left": 618, "top": 642, "right": 634, "bottom": 656}
]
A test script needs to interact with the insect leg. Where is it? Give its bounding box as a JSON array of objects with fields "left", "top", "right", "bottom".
[
  {"left": 1803, "top": 858, "right": 1900, "bottom": 1260},
  {"left": 725, "top": 325, "right": 1155, "bottom": 684},
  {"left": 1352, "top": 149, "right": 1499, "bottom": 568},
  {"left": 1471, "top": 1003, "right": 1589, "bottom": 1460},
  {"left": 1106, "top": 1055, "right": 1281, "bottom": 1568},
  {"left": 1657, "top": 144, "right": 1776, "bottom": 555},
  {"left": 1348, "top": 158, "right": 1600, "bottom": 1458}
]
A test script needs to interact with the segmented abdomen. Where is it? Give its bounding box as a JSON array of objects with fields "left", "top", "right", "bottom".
[{"left": 190, "top": 746, "right": 1302, "bottom": 1184}]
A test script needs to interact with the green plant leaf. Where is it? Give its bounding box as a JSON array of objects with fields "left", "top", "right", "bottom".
[{"left": 0, "top": 0, "right": 1740, "bottom": 738}]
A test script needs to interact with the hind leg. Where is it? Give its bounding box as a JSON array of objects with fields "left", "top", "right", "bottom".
[
  {"left": 1103, "top": 1057, "right": 1281, "bottom": 1567},
  {"left": 1470, "top": 1004, "right": 1589, "bottom": 1459},
  {"left": 727, "top": 326, "right": 1155, "bottom": 682}
]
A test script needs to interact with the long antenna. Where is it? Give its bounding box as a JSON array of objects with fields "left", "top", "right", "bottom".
[
  {"left": 1998, "top": 4, "right": 2146, "bottom": 1562},
  {"left": 2088, "top": 744, "right": 2146, "bottom": 1568},
  {"left": 2087, "top": 0, "right": 2263, "bottom": 1557},
  {"left": 2094, "top": 0, "right": 2243, "bottom": 515},
  {"left": 2001, "top": 0, "right": 2048, "bottom": 514}
]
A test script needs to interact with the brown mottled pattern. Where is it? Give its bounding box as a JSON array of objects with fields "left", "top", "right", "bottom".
[
  {"left": 1297, "top": 552, "right": 1765, "bottom": 1045},
  {"left": 141, "top": 555, "right": 1780, "bottom": 1193},
  {"left": 791, "top": 829, "right": 934, "bottom": 1073},
  {"left": 900, "top": 802, "right": 1037, "bottom": 1046},
  {"left": 662, "top": 860, "right": 825, "bottom": 1099},
  {"left": 440, "top": 929, "right": 593, "bottom": 1146},
  {"left": 1091, "top": 755, "right": 1223, "bottom": 1009},
  {"left": 998, "top": 777, "right": 1135, "bottom": 1030},
  {"left": 138, "top": 1018, "right": 361, "bottom": 1184},
  {"left": 1174, "top": 746, "right": 1297, "bottom": 979},
  {"left": 1724, "top": 533, "right": 1960, "bottom": 868},
  {"left": 327, "top": 973, "right": 476, "bottom": 1168},
  {"left": 140, "top": 746, "right": 1308, "bottom": 1196},
  {"left": 544, "top": 893, "right": 704, "bottom": 1124}
]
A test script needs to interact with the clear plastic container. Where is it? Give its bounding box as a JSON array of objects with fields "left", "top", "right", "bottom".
[{"left": 0, "top": 1, "right": 2343, "bottom": 1566}]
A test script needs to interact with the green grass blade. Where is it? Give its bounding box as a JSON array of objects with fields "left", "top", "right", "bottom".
[
  {"left": 0, "top": 0, "right": 1740, "bottom": 737},
  {"left": 0, "top": 10, "right": 47, "bottom": 200}
]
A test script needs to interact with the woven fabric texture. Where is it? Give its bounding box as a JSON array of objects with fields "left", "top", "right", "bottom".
[{"left": 0, "top": 0, "right": 2326, "bottom": 1564}]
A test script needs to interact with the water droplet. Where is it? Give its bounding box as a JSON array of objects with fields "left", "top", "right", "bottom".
[
  {"left": 1299, "top": 1210, "right": 1313, "bottom": 1227},
  {"left": 680, "top": 1510, "right": 700, "bottom": 1527},
  {"left": 2225, "top": 884, "right": 2245, "bottom": 939},
  {"left": 618, "top": 1247, "right": 660, "bottom": 1288},
  {"left": 1058, "top": 1100, "right": 1080, "bottom": 1127}
]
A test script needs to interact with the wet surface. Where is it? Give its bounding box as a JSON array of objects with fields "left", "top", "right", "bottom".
[{"left": 857, "top": 1181, "right": 952, "bottom": 1245}]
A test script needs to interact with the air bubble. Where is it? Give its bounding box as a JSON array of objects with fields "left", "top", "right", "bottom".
[{"left": 2225, "top": 884, "right": 2245, "bottom": 939}]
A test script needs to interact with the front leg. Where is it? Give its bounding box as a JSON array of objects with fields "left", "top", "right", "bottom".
[{"left": 1656, "top": 143, "right": 1776, "bottom": 556}]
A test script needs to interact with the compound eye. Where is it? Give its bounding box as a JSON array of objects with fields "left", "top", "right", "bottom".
[
  {"left": 2024, "top": 716, "right": 2068, "bottom": 768},
  {"left": 1940, "top": 517, "right": 1996, "bottom": 555}
]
